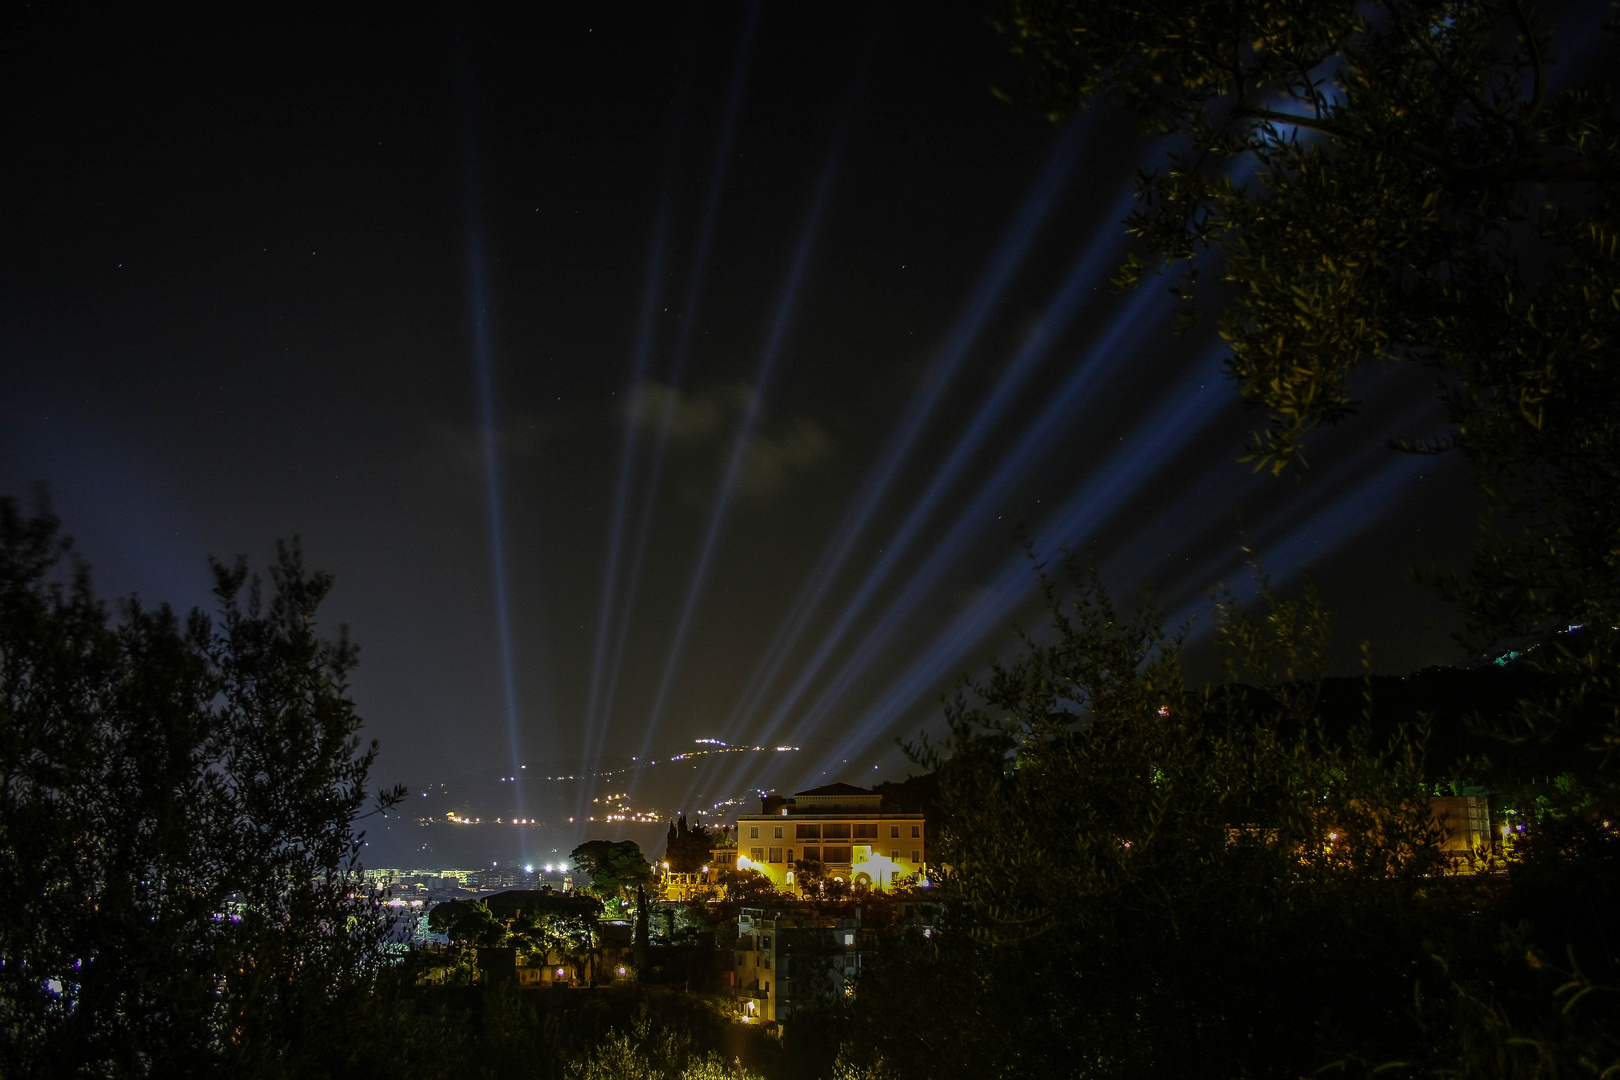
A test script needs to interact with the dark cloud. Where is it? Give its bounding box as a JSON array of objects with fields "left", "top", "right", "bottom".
[
  {"left": 425, "top": 413, "right": 556, "bottom": 474},
  {"left": 625, "top": 379, "right": 833, "bottom": 500},
  {"left": 738, "top": 414, "right": 833, "bottom": 499}
]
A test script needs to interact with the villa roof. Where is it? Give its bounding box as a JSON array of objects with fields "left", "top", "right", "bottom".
[{"left": 792, "top": 782, "right": 872, "bottom": 797}]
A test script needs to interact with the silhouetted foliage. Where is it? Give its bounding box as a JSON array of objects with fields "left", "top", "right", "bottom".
[
  {"left": 0, "top": 492, "right": 406, "bottom": 1077},
  {"left": 429, "top": 899, "right": 509, "bottom": 948},
  {"left": 997, "top": 0, "right": 1620, "bottom": 462},
  {"left": 851, "top": 567, "right": 1433, "bottom": 1076},
  {"left": 484, "top": 891, "right": 605, "bottom": 968},
  {"left": 994, "top": 1, "right": 1620, "bottom": 737},
  {"left": 572, "top": 839, "right": 656, "bottom": 906},
  {"left": 841, "top": 562, "right": 1620, "bottom": 1077},
  {"left": 566, "top": 1008, "right": 763, "bottom": 1080},
  {"left": 662, "top": 815, "right": 715, "bottom": 873}
]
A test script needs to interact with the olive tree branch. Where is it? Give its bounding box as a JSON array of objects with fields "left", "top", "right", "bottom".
[
  {"left": 1510, "top": 0, "right": 1545, "bottom": 121},
  {"left": 1407, "top": 17, "right": 1509, "bottom": 126}
]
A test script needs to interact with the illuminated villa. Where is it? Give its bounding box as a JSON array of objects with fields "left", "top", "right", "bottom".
[{"left": 724, "top": 783, "right": 927, "bottom": 891}]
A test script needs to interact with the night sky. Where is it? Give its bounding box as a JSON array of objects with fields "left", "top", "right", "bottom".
[{"left": 2, "top": 3, "right": 1485, "bottom": 864}]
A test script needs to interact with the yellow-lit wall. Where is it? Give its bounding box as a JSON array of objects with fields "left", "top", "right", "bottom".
[
  {"left": 656, "top": 871, "right": 707, "bottom": 901},
  {"left": 732, "top": 918, "right": 778, "bottom": 1023},
  {"left": 734, "top": 813, "right": 926, "bottom": 892}
]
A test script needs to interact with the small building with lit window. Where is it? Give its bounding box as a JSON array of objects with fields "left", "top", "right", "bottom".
[
  {"left": 727, "top": 900, "right": 939, "bottom": 1032},
  {"left": 730, "top": 907, "right": 865, "bottom": 1030},
  {"left": 708, "top": 836, "right": 737, "bottom": 875},
  {"left": 733, "top": 783, "right": 926, "bottom": 892}
]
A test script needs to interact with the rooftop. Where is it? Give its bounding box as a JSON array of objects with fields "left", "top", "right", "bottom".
[
  {"left": 750, "top": 782, "right": 900, "bottom": 816},
  {"left": 793, "top": 783, "right": 872, "bottom": 797}
]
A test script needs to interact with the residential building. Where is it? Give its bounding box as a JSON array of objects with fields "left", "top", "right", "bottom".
[
  {"left": 728, "top": 901, "right": 939, "bottom": 1032},
  {"left": 1430, "top": 793, "right": 1493, "bottom": 867},
  {"left": 730, "top": 907, "right": 860, "bottom": 1030},
  {"left": 709, "top": 834, "right": 738, "bottom": 875},
  {"left": 734, "top": 783, "right": 926, "bottom": 892},
  {"left": 657, "top": 870, "right": 708, "bottom": 901}
]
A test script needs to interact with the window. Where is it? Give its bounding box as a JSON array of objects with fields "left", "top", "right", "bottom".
[
  {"left": 824, "top": 823, "right": 851, "bottom": 839},
  {"left": 795, "top": 824, "right": 821, "bottom": 840},
  {"left": 911, "top": 824, "right": 921, "bottom": 838},
  {"left": 890, "top": 849, "right": 899, "bottom": 860},
  {"left": 749, "top": 826, "right": 759, "bottom": 839},
  {"left": 822, "top": 845, "right": 852, "bottom": 863},
  {"left": 768, "top": 847, "right": 783, "bottom": 863},
  {"left": 843, "top": 933, "right": 855, "bottom": 946},
  {"left": 774, "top": 825, "right": 784, "bottom": 839},
  {"left": 890, "top": 825, "right": 900, "bottom": 838},
  {"left": 802, "top": 846, "right": 821, "bottom": 861},
  {"left": 853, "top": 823, "right": 877, "bottom": 839},
  {"left": 911, "top": 849, "right": 920, "bottom": 863},
  {"left": 750, "top": 847, "right": 764, "bottom": 862}
]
